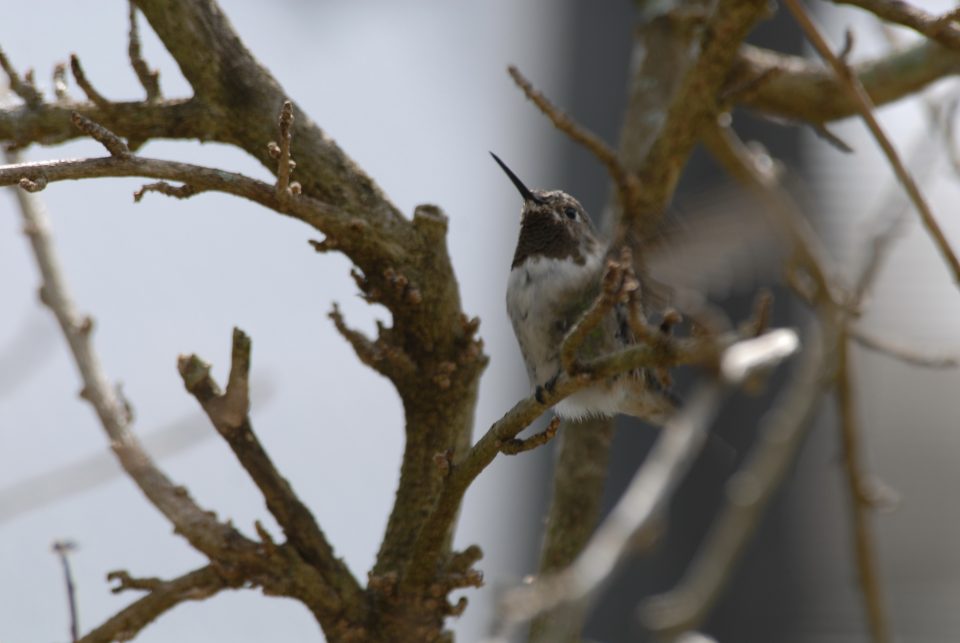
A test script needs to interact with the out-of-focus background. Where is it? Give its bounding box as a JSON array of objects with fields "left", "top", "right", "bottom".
[{"left": 1, "top": 2, "right": 959, "bottom": 642}]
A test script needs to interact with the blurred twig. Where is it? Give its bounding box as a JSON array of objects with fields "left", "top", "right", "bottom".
[
  {"left": 641, "top": 323, "right": 832, "bottom": 638},
  {"left": 836, "top": 324, "right": 891, "bottom": 643},
  {"left": 52, "top": 540, "right": 79, "bottom": 643},
  {"left": 785, "top": 0, "right": 960, "bottom": 289},
  {"left": 851, "top": 327, "right": 960, "bottom": 369},
  {"left": 497, "top": 330, "right": 800, "bottom": 640}
]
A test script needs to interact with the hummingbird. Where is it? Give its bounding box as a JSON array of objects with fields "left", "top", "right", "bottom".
[{"left": 491, "top": 153, "right": 676, "bottom": 424}]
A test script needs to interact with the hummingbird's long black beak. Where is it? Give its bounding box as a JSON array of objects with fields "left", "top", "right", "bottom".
[{"left": 490, "top": 152, "right": 544, "bottom": 204}]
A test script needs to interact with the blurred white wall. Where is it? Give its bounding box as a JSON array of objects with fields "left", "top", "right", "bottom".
[{"left": 0, "top": 2, "right": 575, "bottom": 640}]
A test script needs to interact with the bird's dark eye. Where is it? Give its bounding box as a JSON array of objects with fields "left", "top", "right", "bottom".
[{"left": 564, "top": 207, "right": 577, "bottom": 220}]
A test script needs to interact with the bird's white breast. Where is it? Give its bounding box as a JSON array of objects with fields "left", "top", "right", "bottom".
[{"left": 506, "top": 253, "right": 602, "bottom": 387}]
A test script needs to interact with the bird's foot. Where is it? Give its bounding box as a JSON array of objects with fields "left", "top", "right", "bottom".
[{"left": 535, "top": 373, "right": 560, "bottom": 405}]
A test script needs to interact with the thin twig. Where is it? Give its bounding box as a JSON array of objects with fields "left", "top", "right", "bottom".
[
  {"left": 6, "top": 147, "right": 254, "bottom": 561},
  {"left": 0, "top": 145, "right": 398, "bottom": 262},
  {"left": 834, "top": 0, "right": 960, "bottom": 50},
  {"left": 328, "top": 303, "right": 416, "bottom": 380},
  {"left": 836, "top": 325, "right": 892, "bottom": 643},
  {"left": 0, "top": 48, "right": 42, "bottom": 106},
  {"left": 52, "top": 540, "right": 80, "bottom": 642},
  {"left": 52, "top": 63, "right": 69, "bottom": 102},
  {"left": 71, "top": 112, "right": 130, "bottom": 158},
  {"left": 850, "top": 50, "right": 948, "bottom": 304},
  {"left": 127, "top": 2, "right": 161, "bottom": 102},
  {"left": 528, "top": 416, "right": 615, "bottom": 643},
  {"left": 851, "top": 326, "right": 960, "bottom": 369},
  {"left": 178, "top": 328, "right": 366, "bottom": 614},
  {"left": 69, "top": 55, "right": 110, "bottom": 110},
  {"left": 133, "top": 181, "right": 201, "bottom": 201},
  {"left": 508, "top": 65, "right": 642, "bottom": 224},
  {"left": 785, "top": 0, "right": 960, "bottom": 289},
  {"left": 498, "top": 384, "right": 725, "bottom": 638},
  {"left": 499, "top": 329, "right": 800, "bottom": 637},
  {"left": 79, "top": 566, "right": 234, "bottom": 643},
  {"left": 273, "top": 100, "right": 296, "bottom": 197},
  {"left": 641, "top": 323, "right": 833, "bottom": 638}
]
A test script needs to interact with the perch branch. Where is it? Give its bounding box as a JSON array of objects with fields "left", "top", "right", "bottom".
[
  {"left": 512, "top": 3, "right": 777, "bottom": 609},
  {"left": 408, "top": 326, "right": 790, "bottom": 586},
  {"left": 502, "top": 384, "right": 724, "bottom": 638},
  {"left": 525, "top": 6, "right": 769, "bottom": 626},
  {"left": 785, "top": 0, "right": 960, "bottom": 289},
  {"left": 559, "top": 257, "right": 632, "bottom": 374},
  {"left": 178, "top": 328, "right": 366, "bottom": 619},
  {"left": 405, "top": 334, "right": 724, "bottom": 585},
  {"left": 500, "top": 330, "right": 800, "bottom": 636}
]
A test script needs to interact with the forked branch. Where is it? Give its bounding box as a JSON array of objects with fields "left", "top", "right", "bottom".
[{"left": 784, "top": 0, "right": 960, "bottom": 289}]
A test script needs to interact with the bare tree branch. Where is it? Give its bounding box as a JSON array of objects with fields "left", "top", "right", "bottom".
[
  {"left": 70, "top": 55, "right": 111, "bottom": 110},
  {"left": 836, "top": 326, "right": 893, "bottom": 643},
  {"left": 785, "top": 0, "right": 960, "bottom": 289},
  {"left": 127, "top": 2, "right": 162, "bottom": 102},
  {"left": 516, "top": 5, "right": 770, "bottom": 637},
  {"left": 177, "top": 328, "right": 367, "bottom": 621},
  {"left": 7, "top": 148, "right": 258, "bottom": 562},
  {"left": 504, "top": 385, "right": 725, "bottom": 641},
  {"left": 52, "top": 540, "right": 80, "bottom": 643},
  {"left": 500, "top": 330, "right": 800, "bottom": 640},
  {"left": 79, "top": 565, "right": 238, "bottom": 643},
  {"left": 0, "top": 150, "right": 403, "bottom": 264},
  {"left": 0, "top": 99, "right": 213, "bottom": 148},
  {"left": 527, "top": 416, "right": 615, "bottom": 643},
  {"left": 497, "top": 417, "right": 561, "bottom": 455},
  {"left": 405, "top": 329, "right": 739, "bottom": 588},
  {"left": 71, "top": 111, "right": 130, "bottom": 158},
  {"left": 0, "top": 48, "right": 42, "bottom": 106},
  {"left": 834, "top": 0, "right": 960, "bottom": 50},
  {"left": 507, "top": 66, "right": 643, "bottom": 228},
  {"left": 733, "top": 41, "right": 960, "bottom": 122},
  {"left": 621, "top": 0, "right": 769, "bottom": 240},
  {"left": 851, "top": 327, "right": 960, "bottom": 368},
  {"left": 641, "top": 324, "right": 833, "bottom": 638}
]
